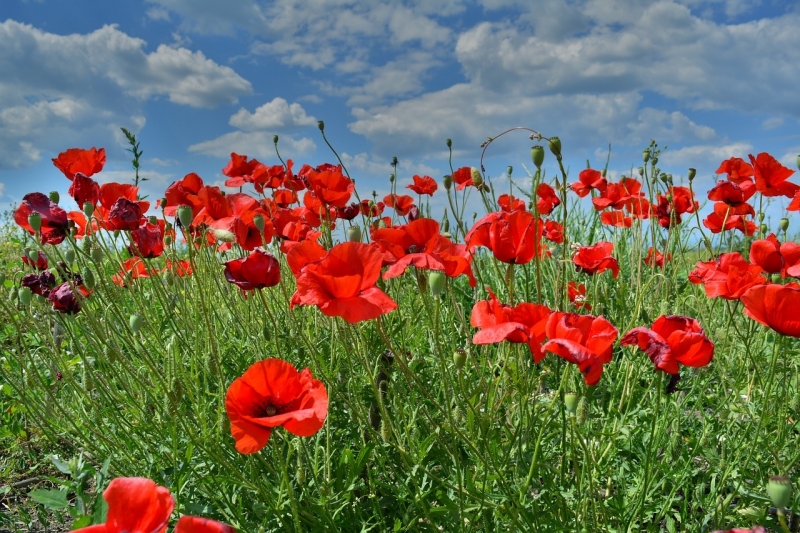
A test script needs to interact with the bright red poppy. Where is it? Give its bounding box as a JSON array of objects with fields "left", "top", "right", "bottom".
[
  {"left": 303, "top": 164, "right": 354, "bottom": 208},
  {"left": 224, "top": 249, "right": 281, "bottom": 292},
  {"left": 715, "top": 157, "right": 754, "bottom": 183},
  {"left": 573, "top": 242, "right": 619, "bottom": 278},
  {"left": 291, "top": 242, "right": 397, "bottom": 323},
  {"left": 497, "top": 194, "right": 526, "bottom": 212},
  {"left": 542, "top": 312, "right": 618, "bottom": 386},
  {"left": 452, "top": 167, "right": 474, "bottom": 190},
  {"left": 543, "top": 219, "right": 564, "bottom": 244},
  {"left": 164, "top": 173, "right": 205, "bottom": 218},
  {"left": 175, "top": 516, "right": 235, "bottom": 533},
  {"left": 470, "top": 288, "right": 551, "bottom": 361},
  {"left": 273, "top": 188, "right": 299, "bottom": 208},
  {"left": 740, "top": 283, "right": 800, "bottom": 337},
  {"left": 571, "top": 168, "right": 607, "bottom": 197},
  {"left": 536, "top": 183, "right": 561, "bottom": 215},
  {"left": 644, "top": 247, "right": 671, "bottom": 268},
  {"left": 69, "top": 174, "right": 101, "bottom": 208},
  {"left": 592, "top": 178, "right": 644, "bottom": 211},
  {"left": 192, "top": 190, "right": 273, "bottom": 251},
  {"left": 112, "top": 258, "right": 152, "bottom": 287},
  {"left": 407, "top": 175, "right": 438, "bottom": 196},
  {"left": 466, "top": 210, "right": 544, "bottom": 265},
  {"left": 688, "top": 252, "right": 766, "bottom": 300},
  {"left": 621, "top": 315, "right": 714, "bottom": 374},
  {"left": 21, "top": 250, "right": 48, "bottom": 270},
  {"left": 748, "top": 152, "right": 798, "bottom": 198},
  {"left": 130, "top": 221, "right": 165, "bottom": 258},
  {"left": 702, "top": 212, "right": 756, "bottom": 236},
  {"left": 15, "top": 192, "right": 70, "bottom": 245},
  {"left": 707, "top": 180, "right": 755, "bottom": 216},
  {"left": 360, "top": 199, "right": 385, "bottom": 218},
  {"left": 52, "top": 147, "right": 106, "bottom": 181},
  {"left": 383, "top": 194, "right": 416, "bottom": 217},
  {"left": 164, "top": 259, "right": 193, "bottom": 277},
  {"left": 655, "top": 186, "right": 696, "bottom": 228},
  {"left": 600, "top": 211, "right": 632, "bottom": 228},
  {"left": 225, "top": 358, "right": 328, "bottom": 454},
  {"left": 567, "top": 281, "right": 590, "bottom": 310},
  {"left": 223, "top": 152, "right": 267, "bottom": 188},
  {"left": 254, "top": 162, "right": 292, "bottom": 193}
]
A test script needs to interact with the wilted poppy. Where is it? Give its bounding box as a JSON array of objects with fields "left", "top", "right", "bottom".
[
  {"left": 130, "top": 221, "right": 165, "bottom": 258},
  {"left": 69, "top": 174, "right": 101, "bottom": 208},
  {"left": 740, "top": 283, "right": 800, "bottom": 337},
  {"left": 407, "top": 175, "right": 438, "bottom": 196},
  {"left": 466, "top": 210, "right": 544, "bottom": 265},
  {"left": 225, "top": 358, "right": 328, "bottom": 454},
  {"left": 52, "top": 147, "right": 106, "bottom": 181},
  {"left": 573, "top": 242, "right": 619, "bottom": 278},
  {"left": 15, "top": 192, "right": 70, "bottom": 245},
  {"left": 621, "top": 315, "right": 714, "bottom": 374},
  {"left": 542, "top": 312, "right": 618, "bottom": 386},
  {"left": 470, "top": 288, "right": 551, "bottom": 361},
  {"left": 21, "top": 270, "right": 57, "bottom": 297},
  {"left": 224, "top": 248, "right": 281, "bottom": 292},
  {"left": 96, "top": 183, "right": 150, "bottom": 231},
  {"left": 48, "top": 281, "right": 84, "bottom": 314}
]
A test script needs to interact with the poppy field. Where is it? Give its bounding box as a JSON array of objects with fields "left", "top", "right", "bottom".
[{"left": 1, "top": 128, "right": 799, "bottom": 532}]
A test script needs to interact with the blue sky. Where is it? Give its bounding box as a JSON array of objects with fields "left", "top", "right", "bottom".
[{"left": 2, "top": 0, "right": 800, "bottom": 219}]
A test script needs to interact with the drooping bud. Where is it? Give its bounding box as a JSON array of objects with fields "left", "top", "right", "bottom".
[
  {"left": 575, "top": 396, "right": 589, "bottom": 425},
  {"left": 688, "top": 168, "right": 696, "bottom": 181},
  {"left": 49, "top": 191, "right": 60, "bottom": 204},
  {"left": 564, "top": 393, "right": 579, "bottom": 416},
  {"left": 129, "top": 314, "right": 144, "bottom": 334},
  {"left": 64, "top": 249, "right": 75, "bottom": 265},
  {"left": 346, "top": 225, "right": 362, "bottom": 243},
  {"left": 9, "top": 286, "right": 18, "bottom": 302},
  {"left": 90, "top": 246, "right": 103, "bottom": 263},
  {"left": 177, "top": 205, "right": 193, "bottom": 229},
  {"left": 780, "top": 218, "right": 789, "bottom": 231},
  {"left": 471, "top": 167, "right": 484, "bottom": 188},
  {"left": 317, "top": 120, "right": 325, "bottom": 131},
  {"left": 428, "top": 271, "right": 446, "bottom": 297},
  {"left": 531, "top": 145, "right": 545, "bottom": 169},
  {"left": 642, "top": 149, "right": 650, "bottom": 163},
  {"left": 443, "top": 174, "right": 452, "bottom": 191},
  {"left": 766, "top": 476, "right": 792, "bottom": 512},
  {"left": 19, "top": 287, "right": 32, "bottom": 306},
  {"left": 453, "top": 349, "right": 467, "bottom": 370},
  {"left": 82, "top": 267, "right": 95, "bottom": 290},
  {"left": 28, "top": 212, "right": 42, "bottom": 232},
  {"left": 547, "top": 137, "right": 562, "bottom": 158},
  {"left": 83, "top": 202, "right": 95, "bottom": 218},
  {"left": 253, "top": 214, "right": 265, "bottom": 232},
  {"left": 446, "top": 138, "right": 452, "bottom": 148}
]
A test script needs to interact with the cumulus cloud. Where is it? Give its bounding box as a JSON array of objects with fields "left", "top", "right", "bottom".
[
  {"left": 188, "top": 131, "right": 316, "bottom": 160},
  {"left": 229, "top": 98, "right": 316, "bottom": 131}
]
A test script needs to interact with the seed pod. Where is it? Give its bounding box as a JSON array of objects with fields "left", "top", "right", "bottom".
[
  {"left": 780, "top": 218, "right": 789, "bottom": 231},
  {"left": 758, "top": 212, "right": 766, "bottom": 222},
  {"left": 19, "top": 287, "right": 32, "bottom": 306},
  {"left": 446, "top": 138, "right": 452, "bottom": 148},
  {"left": 638, "top": 167, "right": 644, "bottom": 176},
  {"left": 49, "top": 191, "right": 60, "bottom": 204},
  {"left": 531, "top": 145, "right": 545, "bottom": 169},
  {"left": 760, "top": 223, "right": 769, "bottom": 234},
  {"left": 317, "top": 120, "right": 325, "bottom": 131},
  {"left": 130, "top": 314, "right": 144, "bottom": 334},
  {"left": 443, "top": 174, "right": 452, "bottom": 191},
  {"left": 83, "top": 202, "right": 95, "bottom": 218},
  {"left": 575, "top": 396, "right": 589, "bottom": 425},
  {"left": 642, "top": 149, "right": 650, "bottom": 163},
  {"left": 564, "top": 392, "right": 579, "bottom": 416},
  {"left": 688, "top": 168, "right": 696, "bottom": 181},
  {"left": 91, "top": 246, "right": 103, "bottom": 263},
  {"left": 389, "top": 173, "right": 395, "bottom": 183},
  {"left": 177, "top": 205, "right": 193, "bottom": 230},
  {"left": 65, "top": 249, "right": 75, "bottom": 265},
  {"left": 547, "top": 136, "right": 562, "bottom": 158},
  {"left": 766, "top": 476, "right": 792, "bottom": 512},
  {"left": 28, "top": 213, "right": 42, "bottom": 232},
  {"left": 453, "top": 349, "right": 467, "bottom": 370},
  {"left": 347, "top": 225, "right": 362, "bottom": 243},
  {"left": 428, "top": 271, "right": 446, "bottom": 297},
  {"left": 82, "top": 268, "right": 95, "bottom": 290}
]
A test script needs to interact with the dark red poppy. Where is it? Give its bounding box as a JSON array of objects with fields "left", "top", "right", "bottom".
[
  {"left": 571, "top": 168, "right": 607, "bottom": 197},
  {"left": 15, "top": 192, "right": 70, "bottom": 245},
  {"left": 224, "top": 249, "right": 281, "bottom": 291},
  {"left": 48, "top": 281, "right": 84, "bottom": 314},
  {"left": 600, "top": 211, "right": 632, "bottom": 228},
  {"left": 452, "top": 167, "right": 474, "bottom": 190},
  {"left": 407, "top": 175, "right": 438, "bottom": 196},
  {"left": 291, "top": 242, "right": 397, "bottom": 323},
  {"left": 68, "top": 174, "right": 101, "bottom": 208},
  {"left": 688, "top": 252, "right": 766, "bottom": 300},
  {"left": 536, "top": 183, "right": 561, "bottom": 215},
  {"left": 644, "top": 247, "right": 670, "bottom": 268},
  {"left": 543, "top": 219, "right": 564, "bottom": 244},
  {"left": 22, "top": 250, "right": 48, "bottom": 270},
  {"left": 96, "top": 183, "right": 150, "bottom": 230},
  {"left": 702, "top": 212, "right": 756, "bottom": 235},
  {"left": 52, "top": 147, "right": 106, "bottom": 181},
  {"left": 621, "top": 315, "right": 714, "bottom": 374},
  {"left": 129, "top": 221, "right": 165, "bottom": 258},
  {"left": 567, "top": 281, "right": 590, "bottom": 310},
  {"left": 749, "top": 152, "right": 799, "bottom": 198},
  {"left": 542, "top": 312, "right": 618, "bottom": 386},
  {"left": 112, "top": 258, "right": 151, "bottom": 287},
  {"left": 225, "top": 358, "right": 328, "bottom": 454},
  {"left": 21, "top": 270, "right": 57, "bottom": 297},
  {"left": 715, "top": 157, "right": 754, "bottom": 183},
  {"left": 466, "top": 210, "right": 544, "bottom": 265},
  {"left": 164, "top": 173, "right": 205, "bottom": 218},
  {"left": 573, "top": 242, "right": 619, "bottom": 278},
  {"left": 107, "top": 198, "right": 144, "bottom": 231},
  {"left": 470, "top": 288, "right": 551, "bottom": 361},
  {"left": 497, "top": 194, "right": 526, "bottom": 212},
  {"left": 336, "top": 202, "right": 360, "bottom": 221},
  {"left": 740, "top": 283, "right": 800, "bottom": 337},
  {"left": 304, "top": 164, "right": 354, "bottom": 208},
  {"left": 360, "top": 199, "right": 385, "bottom": 218},
  {"left": 383, "top": 194, "right": 415, "bottom": 217}
]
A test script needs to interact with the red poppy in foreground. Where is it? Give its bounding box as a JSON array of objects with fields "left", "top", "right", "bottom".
[
  {"left": 749, "top": 152, "right": 798, "bottom": 198},
  {"left": 15, "top": 192, "right": 70, "bottom": 245},
  {"left": 542, "top": 312, "right": 618, "bottom": 386},
  {"left": 291, "top": 242, "right": 397, "bottom": 323},
  {"left": 52, "top": 147, "right": 106, "bottom": 180},
  {"left": 225, "top": 358, "right": 328, "bottom": 454},
  {"left": 740, "top": 283, "right": 800, "bottom": 337},
  {"left": 621, "top": 315, "right": 714, "bottom": 374},
  {"left": 749, "top": 233, "right": 800, "bottom": 276},
  {"left": 573, "top": 242, "right": 619, "bottom": 278},
  {"left": 466, "top": 210, "right": 544, "bottom": 265},
  {"left": 224, "top": 248, "right": 281, "bottom": 291},
  {"left": 470, "top": 289, "right": 551, "bottom": 361},
  {"left": 73, "top": 477, "right": 234, "bottom": 533}
]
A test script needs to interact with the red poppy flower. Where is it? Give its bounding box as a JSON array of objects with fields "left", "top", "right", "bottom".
[
  {"left": 22, "top": 250, "right": 48, "bottom": 270},
  {"left": 749, "top": 234, "right": 785, "bottom": 273},
  {"left": 407, "top": 175, "right": 438, "bottom": 196},
  {"left": 130, "top": 221, "right": 165, "bottom": 258},
  {"left": 466, "top": 210, "right": 544, "bottom": 265},
  {"left": 360, "top": 199, "right": 385, "bottom": 218},
  {"left": 383, "top": 194, "right": 416, "bottom": 217},
  {"left": 621, "top": 315, "right": 714, "bottom": 374},
  {"left": 163, "top": 259, "right": 193, "bottom": 277},
  {"left": 543, "top": 219, "right": 564, "bottom": 244},
  {"left": 69, "top": 174, "right": 101, "bottom": 208},
  {"left": 470, "top": 288, "right": 551, "bottom": 361},
  {"left": 224, "top": 249, "right": 281, "bottom": 291},
  {"left": 225, "top": 358, "right": 328, "bottom": 454},
  {"left": 567, "top": 281, "right": 590, "bottom": 310},
  {"left": 707, "top": 180, "right": 755, "bottom": 216},
  {"left": 273, "top": 208, "right": 322, "bottom": 251},
  {"left": 625, "top": 196, "right": 654, "bottom": 219},
  {"left": 303, "top": 164, "right": 354, "bottom": 208},
  {"left": 600, "top": 211, "right": 632, "bottom": 228},
  {"left": 715, "top": 157, "right": 754, "bottom": 184},
  {"left": 254, "top": 162, "right": 292, "bottom": 193},
  {"left": 748, "top": 152, "right": 799, "bottom": 198},
  {"left": 655, "top": 186, "right": 697, "bottom": 228},
  {"left": 688, "top": 252, "right": 766, "bottom": 300},
  {"left": 542, "top": 312, "right": 618, "bottom": 386},
  {"left": 193, "top": 190, "right": 273, "bottom": 251},
  {"left": 22, "top": 271, "right": 57, "bottom": 297},
  {"left": 96, "top": 183, "right": 150, "bottom": 230},
  {"left": 592, "top": 178, "right": 643, "bottom": 211},
  {"left": 112, "top": 258, "right": 151, "bottom": 287},
  {"left": 573, "top": 242, "right": 619, "bottom": 278},
  {"left": 223, "top": 152, "right": 267, "bottom": 188},
  {"left": 740, "top": 283, "right": 800, "bottom": 337},
  {"left": 452, "top": 167, "right": 474, "bottom": 190},
  {"left": 175, "top": 516, "right": 235, "bottom": 533},
  {"left": 702, "top": 212, "right": 756, "bottom": 235},
  {"left": 164, "top": 173, "right": 205, "bottom": 218},
  {"left": 291, "top": 242, "right": 397, "bottom": 323},
  {"left": 571, "top": 168, "right": 607, "bottom": 197},
  {"left": 273, "top": 188, "right": 299, "bottom": 208},
  {"left": 644, "top": 247, "right": 670, "bottom": 268},
  {"left": 497, "top": 194, "right": 526, "bottom": 212},
  {"left": 52, "top": 147, "right": 106, "bottom": 181},
  {"left": 15, "top": 192, "right": 70, "bottom": 245},
  {"left": 536, "top": 183, "right": 561, "bottom": 215},
  {"left": 49, "top": 281, "right": 84, "bottom": 314}
]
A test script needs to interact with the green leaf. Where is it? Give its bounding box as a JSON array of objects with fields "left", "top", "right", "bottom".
[
  {"left": 28, "top": 488, "right": 69, "bottom": 510},
  {"left": 92, "top": 493, "right": 108, "bottom": 524},
  {"left": 71, "top": 515, "right": 91, "bottom": 529}
]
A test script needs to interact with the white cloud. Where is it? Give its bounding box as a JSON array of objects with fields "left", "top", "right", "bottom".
[
  {"left": 660, "top": 142, "right": 754, "bottom": 168},
  {"left": 0, "top": 182, "right": 6, "bottom": 198},
  {"left": 188, "top": 131, "right": 316, "bottom": 160},
  {"left": 762, "top": 117, "right": 784, "bottom": 130},
  {"left": 229, "top": 98, "right": 316, "bottom": 131}
]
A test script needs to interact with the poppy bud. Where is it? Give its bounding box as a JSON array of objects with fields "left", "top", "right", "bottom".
[
  {"left": 83, "top": 202, "right": 94, "bottom": 218},
  {"left": 253, "top": 214, "right": 265, "bottom": 232},
  {"left": 9, "top": 286, "right": 18, "bottom": 302},
  {"left": 317, "top": 120, "right": 325, "bottom": 131},
  {"left": 82, "top": 267, "right": 95, "bottom": 290},
  {"left": 531, "top": 145, "right": 545, "bottom": 169},
  {"left": 771, "top": 273, "right": 782, "bottom": 283},
  {"left": 262, "top": 325, "right": 271, "bottom": 341},
  {"left": 146, "top": 216, "right": 156, "bottom": 226},
  {"left": 446, "top": 138, "right": 452, "bottom": 148},
  {"left": 273, "top": 134, "right": 279, "bottom": 144},
  {"left": 564, "top": 392, "right": 579, "bottom": 416},
  {"left": 642, "top": 149, "right": 650, "bottom": 163},
  {"left": 688, "top": 168, "right": 696, "bottom": 181},
  {"left": 442, "top": 218, "right": 450, "bottom": 232},
  {"left": 28, "top": 212, "right": 42, "bottom": 232},
  {"left": 507, "top": 166, "right": 513, "bottom": 176},
  {"left": 767, "top": 476, "right": 792, "bottom": 512},
  {"left": 212, "top": 228, "right": 236, "bottom": 243},
  {"left": 90, "top": 246, "right": 102, "bottom": 263},
  {"left": 347, "top": 225, "right": 362, "bottom": 243},
  {"left": 163, "top": 270, "right": 174, "bottom": 286},
  {"left": 177, "top": 205, "right": 193, "bottom": 229},
  {"left": 428, "top": 271, "right": 446, "bottom": 297},
  {"left": 576, "top": 396, "right": 589, "bottom": 425},
  {"left": 638, "top": 167, "right": 644, "bottom": 176},
  {"left": 389, "top": 173, "right": 395, "bottom": 183},
  {"left": 443, "top": 174, "right": 452, "bottom": 191},
  {"left": 442, "top": 232, "right": 452, "bottom": 238},
  {"left": 27, "top": 248, "right": 38, "bottom": 262},
  {"left": 471, "top": 167, "right": 484, "bottom": 188},
  {"left": 760, "top": 223, "right": 768, "bottom": 234},
  {"left": 129, "top": 314, "right": 143, "bottom": 334},
  {"left": 547, "top": 136, "right": 562, "bottom": 158},
  {"left": 780, "top": 218, "right": 789, "bottom": 231},
  {"left": 159, "top": 198, "right": 167, "bottom": 209},
  {"left": 453, "top": 349, "right": 467, "bottom": 370},
  {"left": 19, "top": 287, "right": 32, "bottom": 306},
  {"left": 651, "top": 157, "right": 658, "bottom": 166},
  {"left": 164, "top": 234, "right": 173, "bottom": 246},
  {"left": 113, "top": 230, "right": 120, "bottom": 239},
  {"left": 64, "top": 249, "right": 75, "bottom": 265},
  {"left": 49, "top": 191, "right": 60, "bottom": 204}
]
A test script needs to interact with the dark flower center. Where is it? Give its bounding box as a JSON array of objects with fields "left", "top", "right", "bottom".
[{"left": 255, "top": 402, "right": 279, "bottom": 417}]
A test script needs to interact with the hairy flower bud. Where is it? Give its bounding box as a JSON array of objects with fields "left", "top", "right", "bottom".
[
  {"left": 49, "top": 191, "right": 60, "bottom": 204},
  {"left": 428, "top": 271, "right": 446, "bottom": 297},
  {"left": 64, "top": 249, "right": 75, "bottom": 265},
  {"left": 347, "top": 225, "right": 362, "bottom": 243},
  {"left": 443, "top": 174, "right": 452, "bottom": 191},
  {"left": 389, "top": 173, "right": 395, "bottom": 183},
  {"left": 453, "top": 349, "right": 467, "bottom": 370},
  {"left": 176, "top": 205, "right": 193, "bottom": 229},
  {"left": 564, "top": 393, "right": 579, "bottom": 416},
  {"left": 90, "top": 246, "right": 102, "bottom": 263},
  {"left": 471, "top": 167, "right": 484, "bottom": 188},
  {"left": 576, "top": 396, "right": 589, "bottom": 425},
  {"left": 164, "top": 234, "right": 173, "bottom": 246},
  {"left": 28, "top": 212, "right": 42, "bottom": 232},
  {"left": 531, "top": 145, "right": 545, "bottom": 169},
  {"left": 129, "top": 314, "right": 144, "bottom": 334},
  {"left": 19, "top": 287, "right": 32, "bottom": 306},
  {"left": 767, "top": 476, "right": 792, "bottom": 512},
  {"left": 82, "top": 267, "right": 95, "bottom": 290}
]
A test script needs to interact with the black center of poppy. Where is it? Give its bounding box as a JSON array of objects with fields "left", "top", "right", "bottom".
[{"left": 255, "top": 403, "right": 278, "bottom": 417}]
